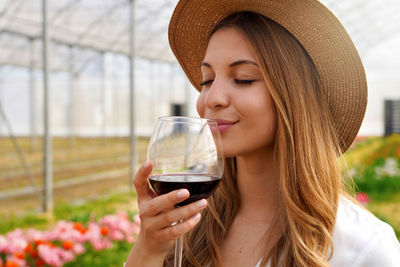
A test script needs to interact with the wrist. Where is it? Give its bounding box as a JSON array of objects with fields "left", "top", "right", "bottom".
[{"left": 125, "top": 244, "right": 166, "bottom": 267}]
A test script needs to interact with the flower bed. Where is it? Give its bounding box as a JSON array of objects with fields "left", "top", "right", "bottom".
[
  {"left": 345, "top": 134, "right": 400, "bottom": 197},
  {"left": 344, "top": 134, "right": 400, "bottom": 239},
  {"left": 0, "top": 212, "right": 140, "bottom": 267}
]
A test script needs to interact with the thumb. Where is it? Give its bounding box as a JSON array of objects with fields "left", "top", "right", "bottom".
[{"left": 133, "top": 160, "right": 154, "bottom": 201}]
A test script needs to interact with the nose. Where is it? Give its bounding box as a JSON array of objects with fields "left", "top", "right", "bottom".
[{"left": 204, "top": 79, "right": 229, "bottom": 110}]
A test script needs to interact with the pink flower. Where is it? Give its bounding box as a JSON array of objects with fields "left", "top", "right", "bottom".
[
  {"left": 0, "top": 235, "right": 8, "bottom": 253},
  {"left": 59, "top": 249, "right": 75, "bottom": 263},
  {"left": 37, "top": 244, "right": 63, "bottom": 267},
  {"left": 126, "top": 235, "right": 135, "bottom": 243},
  {"left": 86, "top": 222, "right": 101, "bottom": 241},
  {"left": 5, "top": 254, "right": 26, "bottom": 267},
  {"left": 26, "top": 229, "right": 47, "bottom": 243},
  {"left": 5, "top": 229, "right": 27, "bottom": 254},
  {"left": 98, "top": 212, "right": 141, "bottom": 243},
  {"left": 356, "top": 192, "right": 370, "bottom": 206},
  {"left": 91, "top": 238, "right": 112, "bottom": 251},
  {"left": 72, "top": 243, "right": 85, "bottom": 255},
  {"left": 133, "top": 214, "right": 141, "bottom": 224},
  {"left": 109, "top": 230, "right": 124, "bottom": 241}
]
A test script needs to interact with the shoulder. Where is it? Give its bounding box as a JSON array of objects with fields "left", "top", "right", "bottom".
[{"left": 330, "top": 196, "right": 400, "bottom": 267}]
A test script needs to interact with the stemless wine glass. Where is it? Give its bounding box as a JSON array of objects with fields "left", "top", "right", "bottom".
[{"left": 147, "top": 116, "right": 224, "bottom": 267}]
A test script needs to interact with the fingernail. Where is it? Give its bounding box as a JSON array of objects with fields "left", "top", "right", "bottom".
[
  {"left": 193, "top": 213, "right": 201, "bottom": 222},
  {"left": 177, "top": 189, "right": 189, "bottom": 199},
  {"left": 143, "top": 161, "right": 151, "bottom": 169},
  {"left": 196, "top": 199, "right": 207, "bottom": 208}
]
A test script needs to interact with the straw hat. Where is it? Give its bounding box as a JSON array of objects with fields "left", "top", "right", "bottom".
[{"left": 168, "top": 0, "right": 367, "bottom": 152}]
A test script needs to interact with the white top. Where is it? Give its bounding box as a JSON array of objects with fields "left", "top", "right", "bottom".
[{"left": 255, "top": 196, "right": 400, "bottom": 267}]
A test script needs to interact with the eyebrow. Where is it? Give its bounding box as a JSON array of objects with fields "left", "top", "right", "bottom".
[{"left": 201, "top": 60, "right": 258, "bottom": 68}]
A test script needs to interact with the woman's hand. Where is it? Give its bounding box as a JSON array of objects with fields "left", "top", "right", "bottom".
[{"left": 125, "top": 161, "right": 208, "bottom": 267}]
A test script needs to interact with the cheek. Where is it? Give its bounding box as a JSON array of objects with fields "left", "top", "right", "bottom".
[
  {"left": 241, "top": 93, "right": 277, "bottom": 139},
  {"left": 196, "top": 93, "right": 205, "bottom": 117},
  {"left": 257, "top": 96, "right": 276, "bottom": 132},
  {"left": 259, "top": 100, "right": 277, "bottom": 143}
]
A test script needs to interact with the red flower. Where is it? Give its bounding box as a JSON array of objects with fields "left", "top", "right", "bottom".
[
  {"left": 24, "top": 243, "right": 39, "bottom": 258},
  {"left": 31, "top": 249, "right": 39, "bottom": 258},
  {"left": 120, "top": 213, "right": 129, "bottom": 220},
  {"left": 62, "top": 240, "right": 74, "bottom": 250},
  {"left": 73, "top": 222, "right": 88, "bottom": 234},
  {"left": 35, "top": 239, "right": 56, "bottom": 248},
  {"left": 34, "top": 240, "right": 46, "bottom": 246},
  {"left": 24, "top": 243, "right": 33, "bottom": 254},
  {"left": 356, "top": 192, "right": 370, "bottom": 206},
  {"left": 392, "top": 147, "right": 400, "bottom": 157},
  {"left": 13, "top": 252, "right": 24, "bottom": 260},
  {"left": 34, "top": 259, "right": 45, "bottom": 267},
  {"left": 5, "top": 261, "right": 19, "bottom": 267},
  {"left": 100, "top": 226, "right": 109, "bottom": 236}
]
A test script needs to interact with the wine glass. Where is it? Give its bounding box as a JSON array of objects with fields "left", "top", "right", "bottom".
[{"left": 147, "top": 116, "right": 224, "bottom": 267}]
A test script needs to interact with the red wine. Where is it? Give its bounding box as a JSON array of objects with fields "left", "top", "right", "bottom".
[{"left": 149, "top": 174, "right": 221, "bottom": 207}]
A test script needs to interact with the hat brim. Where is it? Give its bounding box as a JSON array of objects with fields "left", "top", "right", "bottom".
[{"left": 169, "top": 0, "right": 367, "bottom": 152}]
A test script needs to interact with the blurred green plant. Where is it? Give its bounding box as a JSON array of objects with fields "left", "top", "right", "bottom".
[
  {"left": 0, "top": 190, "right": 137, "bottom": 234},
  {"left": 63, "top": 241, "right": 131, "bottom": 267},
  {"left": 344, "top": 134, "right": 400, "bottom": 198},
  {"left": 343, "top": 134, "right": 400, "bottom": 239}
]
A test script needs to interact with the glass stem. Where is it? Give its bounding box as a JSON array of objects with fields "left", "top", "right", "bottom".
[{"left": 174, "top": 220, "right": 184, "bottom": 267}]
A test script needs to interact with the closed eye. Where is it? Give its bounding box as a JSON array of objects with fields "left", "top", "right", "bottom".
[
  {"left": 234, "top": 79, "right": 254, "bottom": 85},
  {"left": 200, "top": 80, "right": 213, "bottom": 86}
]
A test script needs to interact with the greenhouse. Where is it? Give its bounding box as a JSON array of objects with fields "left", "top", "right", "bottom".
[{"left": 0, "top": 0, "right": 399, "bottom": 266}]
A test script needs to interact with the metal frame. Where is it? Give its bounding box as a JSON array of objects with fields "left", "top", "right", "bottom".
[
  {"left": 42, "top": 0, "right": 52, "bottom": 212},
  {"left": 0, "top": 0, "right": 400, "bottom": 213}
]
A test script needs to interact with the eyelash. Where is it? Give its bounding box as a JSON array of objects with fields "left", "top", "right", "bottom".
[
  {"left": 199, "top": 80, "right": 213, "bottom": 86},
  {"left": 234, "top": 79, "right": 254, "bottom": 85},
  {"left": 199, "top": 79, "right": 255, "bottom": 86}
]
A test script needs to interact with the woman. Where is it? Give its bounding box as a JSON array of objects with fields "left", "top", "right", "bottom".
[{"left": 126, "top": 1, "right": 400, "bottom": 266}]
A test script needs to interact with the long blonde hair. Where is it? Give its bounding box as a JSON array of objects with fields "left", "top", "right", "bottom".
[{"left": 165, "top": 12, "right": 343, "bottom": 267}]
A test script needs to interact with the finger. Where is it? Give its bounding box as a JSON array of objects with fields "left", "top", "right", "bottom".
[
  {"left": 140, "top": 189, "right": 190, "bottom": 217},
  {"left": 156, "top": 213, "right": 202, "bottom": 241},
  {"left": 148, "top": 199, "right": 207, "bottom": 230},
  {"left": 133, "top": 160, "right": 153, "bottom": 201}
]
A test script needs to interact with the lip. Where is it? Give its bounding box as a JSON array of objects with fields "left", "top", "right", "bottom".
[{"left": 210, "top": 118, "right": 238, "bottom": 134}]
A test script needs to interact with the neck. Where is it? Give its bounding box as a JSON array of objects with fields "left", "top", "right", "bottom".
[{"left": 235, "top": 147, "right": 279, "bottom": 221}]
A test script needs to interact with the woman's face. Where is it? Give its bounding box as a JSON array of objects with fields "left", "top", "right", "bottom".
[{"left": 197, "top": 27, "right": 277, "bottom": 158}]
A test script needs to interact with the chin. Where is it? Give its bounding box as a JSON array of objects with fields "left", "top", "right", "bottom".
[
  {"left": 222, "top": 148, "right": 239, "bottom": 158},
  {"left": 223, "top": 153, "right": 236, "bottom": 159}
]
